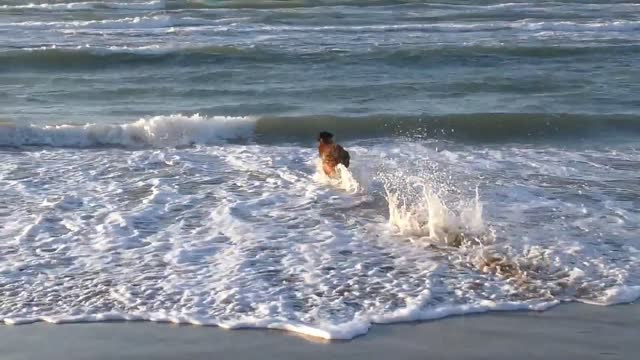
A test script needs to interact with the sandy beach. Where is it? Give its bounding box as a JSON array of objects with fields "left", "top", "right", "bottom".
[{"left": 1, "top": 303, "right": 637, "bottom": 360}]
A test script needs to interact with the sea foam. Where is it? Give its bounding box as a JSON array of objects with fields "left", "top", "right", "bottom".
[
  {"left": 0, "top": 140, "right": 639, "bottom": 340},
  {"left": 0, "top": 1, "right": 165, "bottom": 11},
  {"left": 0, "top": 114, "right": 255, "bottom": 148}
]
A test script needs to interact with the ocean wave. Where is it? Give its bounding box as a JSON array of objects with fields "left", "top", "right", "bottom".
[
  {"left": 254, "top": 113, "right": 640, "bottom": 142},
  {"left": 1, "top": 113, "right": 638, "bottom": 148},
  {"left": 3, "top": 43, "right": 638, "bottom": 69},
  {"left": 0, "top": 45, "right": 274, "bottom": 68},
  {"left": 174, "top": 0, "right": 640, "bottom": 10},
  {"left": 175, "top": 0, "right": 438, "bottom": 10},
  {"left": 519, "top": 19, "right": 640, "bottom": 32},
  {"left": 0, "top": 1, "right": 166, "bottom": 11},
  {"left": 4, "top": 16, "right": 640, "bottom": 33},
  {"left": 1, "top": 108, "right": 639, "bottom": 339},
  {"left": 2, "top": 15, "right": 177, "bottom": 30},
  {"left": 255, "top": 20, "right": 640, "bottom": 33},
  {"left": 236, "top": 20, "right": 640, "bottom": 34},
  {"left": 0, "top": 114, "right": 256, "bottom": 148},
  {"left": 1, "top": 15, "right": 219, "bottom": 32},
  {"left": 2, "top": 0, "right": 639, "bottom": 13},
  {"left": 3, "top": 19, "right": 492, "bottom": 32}
]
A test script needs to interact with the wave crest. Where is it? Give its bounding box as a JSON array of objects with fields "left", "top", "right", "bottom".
[
  {"left": 0, "top": 114, "right": 255, "bottom": 148},
  {"left": 1, "top": 113, "right": 639, "bottom": 149},
  {"left": 0, "top": 1, "right": 165, "bottom": 11}
]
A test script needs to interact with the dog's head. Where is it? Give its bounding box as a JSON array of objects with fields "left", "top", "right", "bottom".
[{"left": 317, "top": 131, "right": 334, "bottom": 143}]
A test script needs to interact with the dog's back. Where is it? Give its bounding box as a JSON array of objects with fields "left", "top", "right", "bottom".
[
  {"left": 317, "top": 131, "right": 350, "bottom": 177},
  {"left": 334, "top": 144, "right": 350, "bottom": 168},
  {"left": 319, "top": 143, "right": 350, "bottom": 168}
]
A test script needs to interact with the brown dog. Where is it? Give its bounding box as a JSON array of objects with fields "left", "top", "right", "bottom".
[{"left": 317, "top": 131, "right": 350, "bottom": 178}]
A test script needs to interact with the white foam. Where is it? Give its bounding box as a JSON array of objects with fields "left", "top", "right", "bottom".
[
  {"left": 0, "top": 114, "right": 256, "bottom": 148},
  {"left": 16, "top": 41, "right": 256, "bottom": 57},
  {"left": 581, "top": 286, "right": 640, "bottom": 306},
  {"left": 107, "top": 0, "right": 166, "bottom": 10},
  {"left": 370, "top": 299, "right": 559, "bottom": 324},
  {"left": 518, "top": 19, "right": 640, "bottom": 32},
  {"left": 380, "top": 153, "right": 488, "bottom": 247},
  {"left": 386, "top": 183, "right": 486, "bottom": 246},
  {"left": 313, "top": 160, "right": 362, "bottom": 194},
  {"left": 186, "top": 21, "right": 640, "bottom": 34},
  {"left": 0, "top": 1, "right": 165, "bottom": 11},
  {"left": 20, "top": 44, "right": 183, "bottom": 55},
  {"left": 7, "top": 18, "right": 637, "bottom": 34},
  {"left": 4, "top": 15, "right": 176, "bottom": 30},
  {"left": 0, "top": 2, "right": 94, "bottom": 10},
  {"left": 0, "top": 139, "right": 638, "bottom": 340}
]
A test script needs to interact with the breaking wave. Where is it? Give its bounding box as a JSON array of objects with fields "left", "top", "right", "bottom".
[
  {"left": 0, "top": 1, "right": 166, "bottom": 11},
  {"left": 0, "top": 114, "right": 256, "bottom": 148},
  {"left": 1, "top": 113, "right": 639, "bottom": 148},
  {"left": 3, "top": 43, "right": 638, "bottom": 70}
]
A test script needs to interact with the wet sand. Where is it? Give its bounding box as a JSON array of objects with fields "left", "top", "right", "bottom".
[{"left": 1, "top": 303, "right": 637, "bottom": 360}]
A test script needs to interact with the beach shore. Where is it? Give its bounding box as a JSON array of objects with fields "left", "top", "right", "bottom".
[{"left": 1, "top": 303, "right": 637, "bottom": 360}]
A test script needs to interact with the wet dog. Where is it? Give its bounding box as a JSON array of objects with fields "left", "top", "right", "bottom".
[{"left": 317, "top": 131, "right": 350, "bottom": 178}]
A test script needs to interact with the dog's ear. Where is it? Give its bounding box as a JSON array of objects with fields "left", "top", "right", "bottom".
[{"left": 318, "top": 131, "right": 334, "bottom": 142}]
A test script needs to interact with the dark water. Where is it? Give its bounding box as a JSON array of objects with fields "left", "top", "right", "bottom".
[{"left": 1, "top": 0, "right": 639, "bottom": 128}]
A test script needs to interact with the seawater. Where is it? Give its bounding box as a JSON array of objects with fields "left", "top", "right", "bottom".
[{"left": 0, "top": 1, "right": 639, "bottom": 340}]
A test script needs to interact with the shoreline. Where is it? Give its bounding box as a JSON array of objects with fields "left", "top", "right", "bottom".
[{"left": 1, "top": 302, "right": 638, "bottom": 360}]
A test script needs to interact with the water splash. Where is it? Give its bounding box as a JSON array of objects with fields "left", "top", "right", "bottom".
[
  {"left": 384, "top": 175, "right": 489, "bottom": 247},
  {"left": 313, "top": 159, "right": 361, "bottom": 193}
]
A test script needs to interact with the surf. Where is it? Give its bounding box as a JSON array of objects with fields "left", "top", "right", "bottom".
[{"left": 2, "top": 113, "right": 639, "bottom": 149}]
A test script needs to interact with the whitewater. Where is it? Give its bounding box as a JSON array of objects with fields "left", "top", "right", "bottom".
[{"left": 1, "top": 0, "right": 639, "bottom": 340}]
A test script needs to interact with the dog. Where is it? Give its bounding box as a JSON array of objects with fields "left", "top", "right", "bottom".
[{"left": 317, "top": 131, "right": 350, "bottom": 178}]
